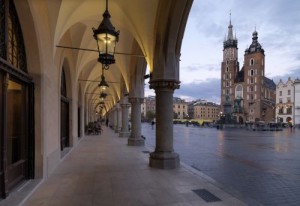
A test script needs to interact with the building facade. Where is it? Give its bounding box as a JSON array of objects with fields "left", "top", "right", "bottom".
[
  {"left": 188, "top": 100, "right": 220, "bottom": 122},
  {"left": 173, "top": 97, "right": 188, "bottom": 119},
  {"left": 276, "top": 78, "right": 294, "bottom": 123},
  {"left": 294, "top": 78, "right": 300, "bottom": 126},
  {"left": 220, "top": 19, "right": 276, "bottom": 123},
  {"left": 141, "top": 96, "right": 156, "bottom": 120}
]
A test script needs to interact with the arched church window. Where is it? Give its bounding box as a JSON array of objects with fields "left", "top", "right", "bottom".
[
  {"left": 235, "top": 84, "right": 243, "bottom": 99},
  {"left": 250, "top": 58, "right": 254, "bottom": 66},
  {"left": 0, "top": 0, "right": 27, "bottom": 72},
  {"left": 250, "top": 69, "right": 254, "bottom": 76},
  {"left": 226, "top": 67, "right": 229, "bottom": 72}
]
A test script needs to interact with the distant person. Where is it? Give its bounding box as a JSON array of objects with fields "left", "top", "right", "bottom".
[
  {"left": 289, "top": 122, "right": 293, "bottom": 131},
  {"left": 151, "top": 120, "right": 155, "bottom": 129}
]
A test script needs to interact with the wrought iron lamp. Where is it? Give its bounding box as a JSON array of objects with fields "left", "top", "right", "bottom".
[
  {"left": 98, "top": 72, "right": 109, "bottom": 92},
  {"left": 93, "top": 0, "right": 119, "bottom": 69},
  {"left": 99, "top": 92, "right": 108, "bottom": 101}
]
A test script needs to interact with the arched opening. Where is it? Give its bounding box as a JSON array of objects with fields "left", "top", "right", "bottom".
[
  {"left": 0, "top": 0, "right": 34, "bottom": 197},
  {"left": 60, "top": 68, "right": 70, "bottom": 151},
  {"left": 239, "top": 116, "right": 244, "bottom": 124}
]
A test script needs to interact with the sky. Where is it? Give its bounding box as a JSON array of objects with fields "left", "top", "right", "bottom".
[{"left": 145, "top": 0, "right": 300, "bottom": 103}]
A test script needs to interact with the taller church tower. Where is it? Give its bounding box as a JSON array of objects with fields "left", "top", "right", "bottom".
[{"left": 220, "top": 17, "right": 239, "bottom": 112}]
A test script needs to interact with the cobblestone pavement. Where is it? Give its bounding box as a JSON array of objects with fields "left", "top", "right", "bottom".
[{"left": 142, "top": 123, "right": 300, "bottom": 206}]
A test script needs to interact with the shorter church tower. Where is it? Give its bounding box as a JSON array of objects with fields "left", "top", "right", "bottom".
[{"left": 243, "top": 30, "right": 266, "bottom": 121}]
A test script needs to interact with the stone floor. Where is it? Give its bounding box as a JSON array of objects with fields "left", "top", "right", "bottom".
[
  {"left": 142, "top": 123, "right": 300, "bottom": 206},
  {"left": 18, "top": 126, "right": 245, "bottom": 206}
]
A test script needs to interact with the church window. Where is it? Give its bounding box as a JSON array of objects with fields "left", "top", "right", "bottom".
[
  {"left": 250, "top": 86, "right": 254, "bottom": 92},
  {"left": 235, "top": 84, "right": 243, "bottom": 99},
  {"left": 250, "top": 77, "right": 254, "bottom": 84},
  {"left": 250, "top": 58, "right": 254, "bottom": 66},
  {"left": 226, "top": 89, "right": 229, "bottom": 95},
  {"left": 250, "top": 69, "right": 254, "bottom": 76},
  {"left": 226, "top": 81, "right": 229, "bottom": 87},
  {"left": 226, "top": 67, "right": 229, "bottom": 72}
]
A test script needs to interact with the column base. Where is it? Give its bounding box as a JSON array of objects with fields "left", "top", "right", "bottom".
[
  {"left": 119, "top": 131, "right": 130, "bottom": 137},
  {"left": 128, "top": 137, "right": 145, "bottom": 146},
  {"left": 149, "top": 152, "right": 180, "bottom": 169},
  {"left": 114, "top": 127, "right": 120, "bottom": 133}
]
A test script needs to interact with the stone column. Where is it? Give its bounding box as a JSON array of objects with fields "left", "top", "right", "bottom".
[
  {"left": 109, "top": 108, "right": 115, "bottom": 129},
  {"left": 128, "top": 97, "right": 144, "bottom": 146},
  {"left": 112, "top": 105, "right": 118, "bottom": 131},
  {"left": 149, "top": 80, "right": 180, "bottom": 169},
  {"left": 115, "top": 103, "right": 121, "bottom": 133},
  {"left": 119, "top": 101, "right": 130, "bottom": 137}
]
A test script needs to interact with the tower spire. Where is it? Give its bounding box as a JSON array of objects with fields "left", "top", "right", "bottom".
[
  {"left": 229, "top": 10, "right": 232, "bottom": 26},
  {"left": 227, "top": 11, "right": 233, "bottom": 40}
]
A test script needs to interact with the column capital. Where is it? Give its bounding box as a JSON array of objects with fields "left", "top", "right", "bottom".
[
  {"left": 128, "top": 97, "right": 144, "bottom": 104},
  {"left": 149, "top": 79, "right": 180, "bottom": 90},
  {"left": 120, "top": 103, "right": 131, "bottom": 108}
]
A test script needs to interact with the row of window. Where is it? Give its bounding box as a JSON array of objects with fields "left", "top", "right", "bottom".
[
  {"left": 195, "top": 114, "right": 219, "bottom": 118},
  {"left": 225, "top": 58, "right": 263, "bottom": 70},
  {"left": 173, "top": 105, "right": 186, "bottom": 109},
  {"left": 278, "top": 97, "right": 291, "bottom": 103},
  {"left": 279, "top": 90, "right": 291, "bottom": 96},
  {"left": 278, "top": 107, "right": 292, "bottom": 114}
]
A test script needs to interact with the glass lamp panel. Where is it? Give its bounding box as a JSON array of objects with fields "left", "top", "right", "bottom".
[
  {"left": 100, "top": 85, "right": 107, "bottom": 92},
  {"left": 97, "top": 33, "right": 116, "bottom": 55}
]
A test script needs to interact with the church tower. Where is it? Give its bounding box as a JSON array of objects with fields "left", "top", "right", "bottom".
[
  {"left": 220, "top": 16, "right": 239, "bottom": 112},
  {"left": 243, "top": 30, "right": 266, "bottom": 121}
]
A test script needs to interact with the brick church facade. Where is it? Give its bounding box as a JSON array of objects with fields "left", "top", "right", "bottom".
[{"left": 220, "top": 19, "right": 276, "bottom": 123}]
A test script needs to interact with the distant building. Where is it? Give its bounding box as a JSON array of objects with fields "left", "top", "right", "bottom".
[
  {"left": 276, "top": 78, "right": 294, "bottom": 123},
  {"left": 173, "top": 97, "right": 188, "bottom": 119},
  {"left": 293, "top": 78, "right": 300, "bottom": 125},
  {"left": 188, "top": 100, "right": 220, "bottom": 122},
  {"left": 220, "top": 18, "right": 276, "bottom": 123},
  {"left": 141, "top": 96, "right": 156, "bottom": 119}
]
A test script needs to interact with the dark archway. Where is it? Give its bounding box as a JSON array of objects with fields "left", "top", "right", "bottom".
[
  {"left": 239, "top": 116, "right": 244, "bottom": 124},
  {"left": 60, "top": 68, "right": 69, "bottom": 151}
]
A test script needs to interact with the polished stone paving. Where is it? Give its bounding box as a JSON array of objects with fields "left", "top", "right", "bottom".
[
  {"left": 15, "top": 126, "right": 245, "bottom": 206},
  {"left": 142, "top": 124, "right": 300, "bottom": 206}
]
